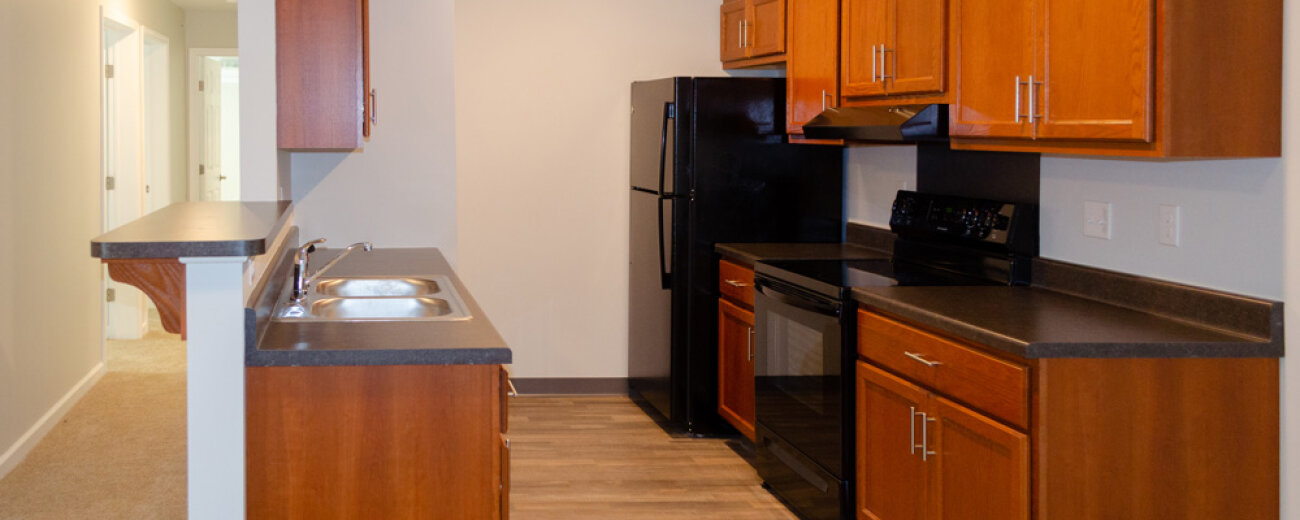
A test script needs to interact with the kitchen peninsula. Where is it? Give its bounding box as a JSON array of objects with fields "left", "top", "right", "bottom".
[{"left": 91, "top": 202, "right": 512, "bottom": 520}]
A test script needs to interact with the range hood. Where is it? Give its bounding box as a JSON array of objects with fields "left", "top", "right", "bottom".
[{"left": 801, "top": 104, "right": 948, "bottom": 142}]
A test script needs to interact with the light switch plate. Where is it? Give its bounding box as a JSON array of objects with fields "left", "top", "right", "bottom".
[
  {"left": 1084, "top": 201, "right": 1112, "bottom": 239},
  {"left": 1159, "top": 204, "right": 1180, "bottom": 246}
]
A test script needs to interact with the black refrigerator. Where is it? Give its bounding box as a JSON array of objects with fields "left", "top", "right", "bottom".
[{"left": 628, "top": 77, "right": 843, "bottom": 435}]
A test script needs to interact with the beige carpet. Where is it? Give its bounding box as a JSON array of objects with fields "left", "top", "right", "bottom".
[{"left": 0, "top": 315, "right": 186, "bottom": 519}]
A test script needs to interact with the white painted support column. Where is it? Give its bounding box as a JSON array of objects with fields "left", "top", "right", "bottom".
[{"left": 180, "top": 256, "right": 249, "bottom": 520}]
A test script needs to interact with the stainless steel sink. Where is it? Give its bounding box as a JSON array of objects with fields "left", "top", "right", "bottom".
[
  {"left": 310, "top": 297, "right": 455, "bottom": 319},
  {"left": 272, "top": 274, "right": 471, "bottom": 322},
  {"left": 314, "top": 277, "right": 441, "bottom": 297}
]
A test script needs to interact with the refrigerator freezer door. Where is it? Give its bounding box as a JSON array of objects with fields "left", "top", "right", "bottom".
[{"left": 630, "top": 79, "right": 677, "bottom": 194}]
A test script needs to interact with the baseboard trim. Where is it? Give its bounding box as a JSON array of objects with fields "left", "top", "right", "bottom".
[
  {"left": 511, "top": 377, "right": 628, "bottom": 395},
  {"left": 0, "top": 362, "right": 107, "bottom": 480}
]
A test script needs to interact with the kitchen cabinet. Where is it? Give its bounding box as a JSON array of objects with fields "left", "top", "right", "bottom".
[
  {"left": 277, "top": 0, "right": 375, "bottom": 150},
  {"left": 717, "top": 259, "right": 756, "bottom": 441},
  {"left": 856, "top": 308, "right": 1280, "bottom": 520},
  {"left": 857, "top": 362, "right": 1029, "bottom": 520},
  {"left": 720, "top": 0, "right": 788, "bottom": 69},
  {"left": 950, "top": 0, "right": 1281, "bottom": 157},
  {"left": 246, "top": 364, "right": 509, "bottom": 519},
  {"left": 840, "top": 0, "right": 946, "bottom": 100},
  {"left": 785, "top": 0, "right": 840, "bottom": 135}
]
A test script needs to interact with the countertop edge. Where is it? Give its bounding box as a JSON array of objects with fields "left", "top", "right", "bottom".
[{"left": 852, "top": 288, "right": 1281, "bottom": 359}]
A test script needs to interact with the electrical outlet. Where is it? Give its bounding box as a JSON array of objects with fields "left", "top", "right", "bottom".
[
  {"left": 1159, "top": 204, "right": 1180, "bottom": 247},
  {"left": 1083, "top": 201, "right": 1112, "bottom": 239}
]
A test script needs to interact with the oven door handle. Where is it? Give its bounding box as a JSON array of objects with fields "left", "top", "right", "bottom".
[{"left": 756, "top": 282, "right": 842, "bottom": 316}]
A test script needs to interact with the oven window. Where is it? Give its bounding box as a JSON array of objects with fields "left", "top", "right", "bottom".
[{"left": 764, "top": 312, "right": 835, "bottom": 414}]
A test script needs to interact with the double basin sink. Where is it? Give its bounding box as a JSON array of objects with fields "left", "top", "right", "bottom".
[{"left": 273, "top": 275, "right": 472, "bottom": 322}]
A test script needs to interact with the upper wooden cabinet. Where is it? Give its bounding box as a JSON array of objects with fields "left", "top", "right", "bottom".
[
  {"left": 277, "top": 0, "right": 374, "bottom": 150},
  {"left": 951, "top": 0, "right": 1147, "bottom": 141},
  {"left": 951, "top": 0, "right": 1282, "bottom": 157},
  {"left": 720, "top": 0, "right": 788, "bottom": 68},
  {"left": 785, "top": 0, "right": 840, "bottom": 134},
  {"left": 841, "top": 0, "right": 946, "bottom": 100}
]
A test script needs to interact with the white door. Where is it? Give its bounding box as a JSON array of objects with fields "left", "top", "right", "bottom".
[
  {"left": 190, "top": 53, "right": 240, "bottom": 202},
  {"left": 102, "top": 14, "right": 147, "bottom": 340}
]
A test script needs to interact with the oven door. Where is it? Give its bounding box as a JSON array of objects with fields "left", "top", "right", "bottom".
[{"left": 753, "top": 276, "right": 844, "bottom": 478}]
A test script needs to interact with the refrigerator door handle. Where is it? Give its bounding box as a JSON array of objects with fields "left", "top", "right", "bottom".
[
  {"left": 657, "top": 101, "right": 675, "bottom": 290},
  {"left": 657, "top": 101, "right": 674, "bottom": 197},
  {"left": 658, "top": 196, "right": 671, "bottom": 289}
]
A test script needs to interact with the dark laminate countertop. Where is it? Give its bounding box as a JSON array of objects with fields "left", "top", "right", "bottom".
[
  {"left": 715, "top": 242, "right": 887, "bottom": 265},
  {"left": 92, "top": 201, "right": 293, "bottom": 259},
  {"left": 249, "top": 247, "right": 511, "bottom": 366},
  {"left": 853, "top": 286, "right": 1281, "bottom": 359}
]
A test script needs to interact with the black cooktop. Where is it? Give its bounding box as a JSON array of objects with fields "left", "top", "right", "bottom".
[{"left": 755, "top": 257, "right": 1002, "bottom": 300}]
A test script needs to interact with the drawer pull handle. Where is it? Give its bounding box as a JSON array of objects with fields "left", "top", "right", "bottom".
[
  {"left": 506, "top": 379, "right": 518, "bottom": 397},
  {"left": 904, "top": 352, "right": 942, "bottom": 367},
  {"left": 724, "top": 279, "right": 752, "bottom": 288}
]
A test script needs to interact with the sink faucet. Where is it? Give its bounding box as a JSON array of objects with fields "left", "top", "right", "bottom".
[{"left": 291, "top": 238, "right": 373, "bottom": 302}]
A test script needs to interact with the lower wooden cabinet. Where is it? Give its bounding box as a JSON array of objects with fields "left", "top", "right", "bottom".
[
  {"left": 856, "top": 309, "right": 1280, "bottom": 520},
  {"left": 718, "top": 298, "right": 756, "bottom": 441},
  {"left": 246, "top": 363, "right": 509, "bottom": 519},
  {"left": 856, "top": 362, "right": 1028, "bottom": 520}
]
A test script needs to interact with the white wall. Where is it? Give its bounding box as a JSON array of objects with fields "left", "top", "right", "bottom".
[
  {"left": 284, "top": 0, "right": 458, "bottom": 251},
  {"left": 237, "top": 0, "right": 281, "bottom": 201},
  {"left": 454, "top": 0, "right": 729, "bottom": 378},
  {"left": 0, "top": 0, "right": 109, "bottom": 475},
  {"left": 185, "top": 8, "right": 237, "bottom": 49}
]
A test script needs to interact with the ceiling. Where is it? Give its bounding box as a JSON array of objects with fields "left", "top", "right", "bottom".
[{"left": 171, "top": 0, "right": 236, "bottom": 10}]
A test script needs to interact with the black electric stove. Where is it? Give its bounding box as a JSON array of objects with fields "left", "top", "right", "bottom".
[{"left": 751, "top": 190, "right": 1036, "bottom": 520}]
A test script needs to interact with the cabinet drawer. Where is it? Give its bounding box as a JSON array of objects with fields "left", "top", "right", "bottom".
[
  {"left": 718, "top": 259, "right": 755, "bottom": 307},
  {"left": 857, "top": 310, "right": 1028, "bottom": 429}
]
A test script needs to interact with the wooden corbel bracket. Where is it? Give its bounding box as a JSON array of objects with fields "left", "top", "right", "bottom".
[{"left": 103, "top": 258, "right": 187, "bottom": 339}]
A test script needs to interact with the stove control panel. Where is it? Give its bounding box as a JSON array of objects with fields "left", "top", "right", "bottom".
[{"left": 890, "top": 190, "right": 1037, "bottom": 255}]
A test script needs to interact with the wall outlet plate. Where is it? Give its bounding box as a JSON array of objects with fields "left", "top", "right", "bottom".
[
  {"left": 1159, "top": 204, "right": 1180, "bottom": 247},
  {"left": 1084, "top": 201, "right": 1112, "bottom": 239}
]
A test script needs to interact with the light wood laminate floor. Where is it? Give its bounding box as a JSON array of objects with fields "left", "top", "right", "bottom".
[{"left": 509, "top": 396, "right": 797, "bottom": 519}]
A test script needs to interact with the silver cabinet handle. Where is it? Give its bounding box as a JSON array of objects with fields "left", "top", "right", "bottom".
[
  {"left": 921, "top": 413, "right": 937, "bottom": 461},
  {"left": 747, "top": 327, "right": 754, "bottom": 362},
  {"left": 871, "top": 45, "right": 879, "bottom": 82},
  {"left": 879, "top": 47, "right": 893, "bottom": 81},
  {"left": 724, "top": 279, "right": 752, "bottom": 288},
  {"left": 1030, "top": 75, "right": 1043, "bottom": 124},
  {"left": 1027, "top": 75, "right": 1037, "bottom": 124},
  {"left": 910, "top": 406, "right": 919, "bottom": 454},
  {"left": 1014, "top": 76, "right": 1022, "bottom": 123},
  {"left": 822, "top": 89, "right": 828, "bottom": 111},
  {"left": 506, "top": 379, "right": 518, "bottom": 397},
  {"left": 369, "top": 89, "right": 377, "bottom": 126},
  {"left": 739, "top": 19, "right": 745, "bottom": 48},
  {"left": 904, "top": 351, "right": 942, "bottom": 367}
]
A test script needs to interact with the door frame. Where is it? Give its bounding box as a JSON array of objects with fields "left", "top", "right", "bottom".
[
  {"left": 187, "top": 48, "right": 238, "bottom": 201},
  {"left": 101, "top": 8, "right": 149, "bottom": 340}
]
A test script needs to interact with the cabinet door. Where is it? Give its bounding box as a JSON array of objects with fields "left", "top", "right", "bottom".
[
  {"left": 277, "top": 0, "right": 366, "bottom": 150},
  {"left": 750, "top": 0, "right": 788, "bottom": 57},
  {"left": 888, "top": 0, "right": 946, "bottom": 95},
  {"left": 950, "top": 0, "right": 1035, "bottom": 138},
  {"left": 721, "top": 2, "right": 750, "bottom": 62},
  {"left": 841, "top": 0, "right": 889, "bottom": 98},
  {"left": 787, "top": 0, "right": 840, "bottom": 133},
  {"left": 930, "top": 395, "right": 1029, "bottom": 520},
  {"left": 718, "top": 299, "right": 756, "bottom": 441},
  {"left": 857, "top": 362, "right": 928, "bottom": 520},
  {"left": 1035, "top": 0, "right": 1151, "bottom": 141}
]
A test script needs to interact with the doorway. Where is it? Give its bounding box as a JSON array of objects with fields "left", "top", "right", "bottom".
[
  {"left": 188, "top": 49, "right": 240, "bottom": 201},
  {"left": 101, "top": 12, "right": 148, "bottom": 340}
]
